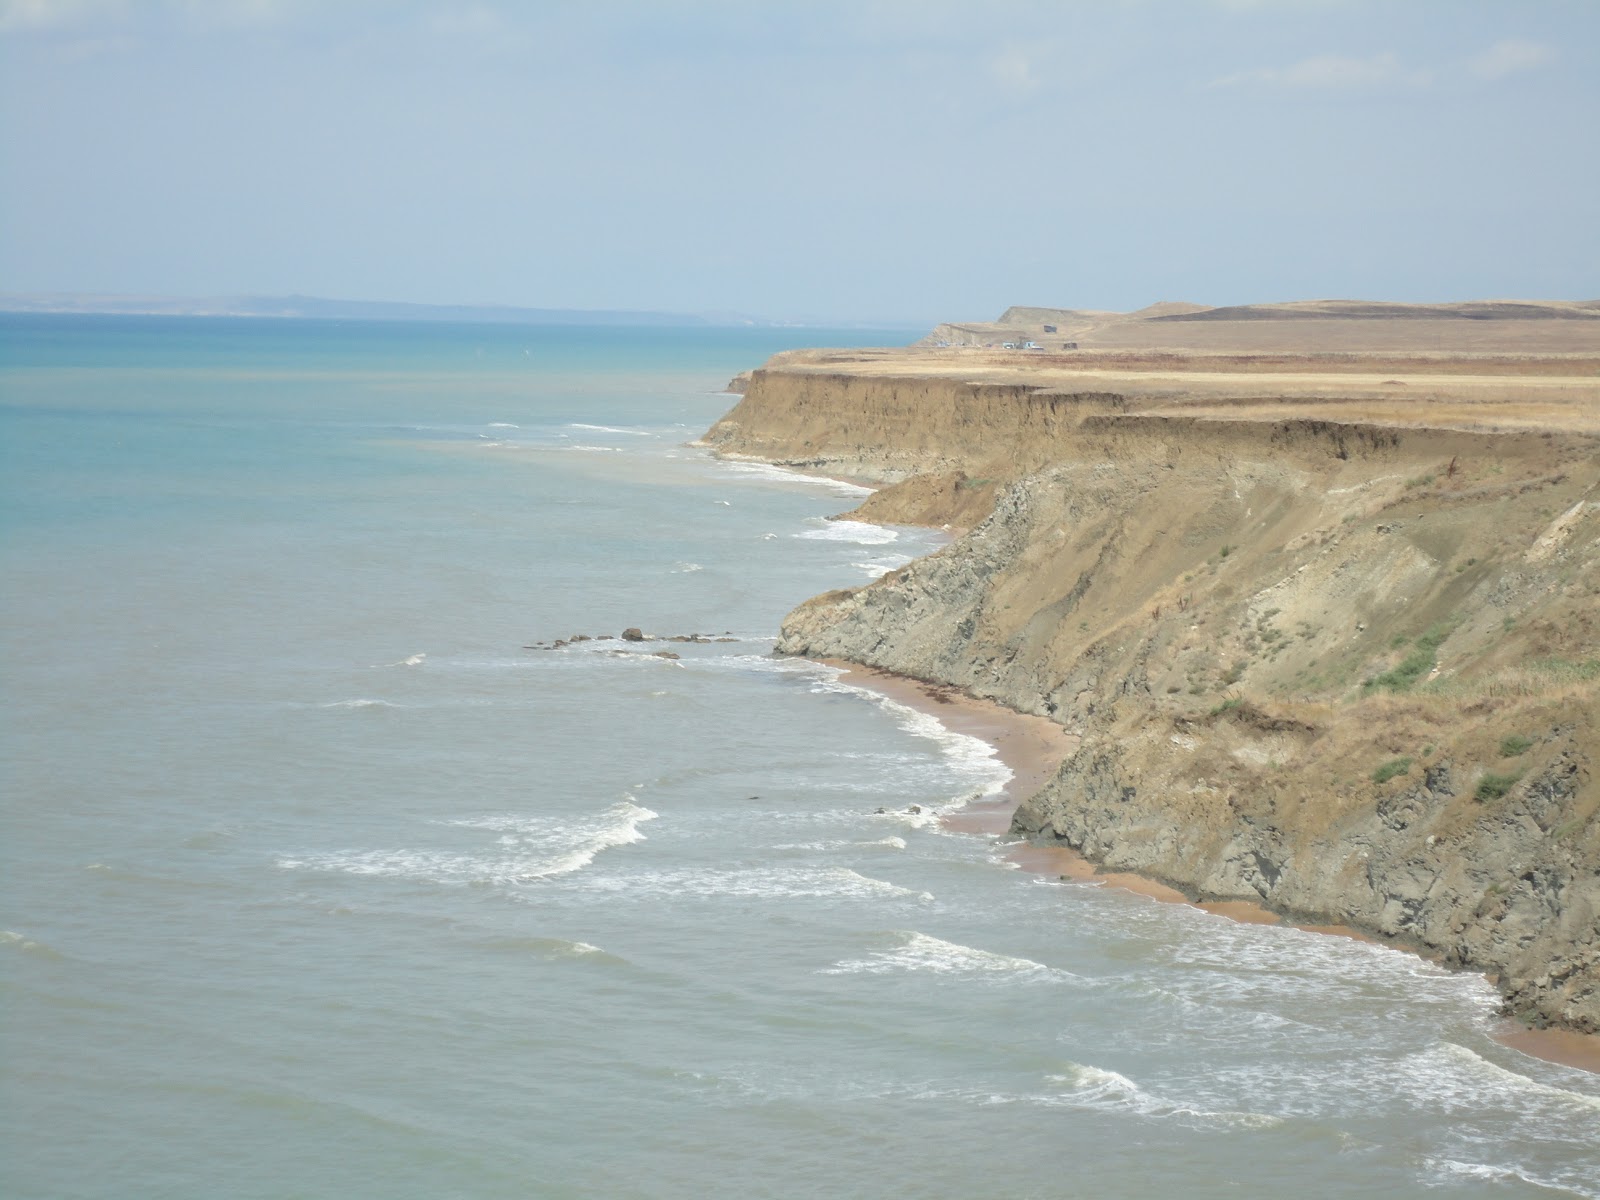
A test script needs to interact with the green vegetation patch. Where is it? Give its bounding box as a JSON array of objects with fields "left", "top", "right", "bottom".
[
  {"left": 1499, "top": 734, "right": 1534, "bottom": 758},
  {"left": 1364, "top": 621, "right": 1453, "bottom": 693},
  {"left": 1528, "top": 658, "right": 1600, "bottom": 683},
  {"left": 1475, "top": 771, "right": 1523, "bottom": 802},
  {"left": 1372, "top": 757, "right": 1413, "bottom": 785}
]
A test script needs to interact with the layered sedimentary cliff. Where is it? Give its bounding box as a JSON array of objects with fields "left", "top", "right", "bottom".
[{"left": 705, "top": 332, "right": 1600, "bottom": 1031}]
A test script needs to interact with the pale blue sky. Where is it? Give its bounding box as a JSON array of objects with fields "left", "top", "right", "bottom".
[{"left": 2, "top": 0, "right": 1596, "bottom": 322}]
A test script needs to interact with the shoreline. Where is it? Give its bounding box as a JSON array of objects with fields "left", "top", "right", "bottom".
[{"left": 818, "top": 657, "right": 1600, "bottom": 1077}]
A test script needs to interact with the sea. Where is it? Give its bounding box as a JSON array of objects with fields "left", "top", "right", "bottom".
[{"left": 2, "top": 314, "right": 1597, "bottom": 1199}]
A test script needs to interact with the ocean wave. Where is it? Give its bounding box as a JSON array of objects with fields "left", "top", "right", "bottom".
[
  {"left": 81, "top": 862, "right": 231, "bottom": 891},
  {"left": 712, "top": 458, "right": 873, "bottom": 497},
  {"left": 771, "top": 836, "right": 908, "bottom": 852},
  {"left": 822, "top": 931, "right": 1070, "bottom": 981},
  {"left": 1038, "top": 1062, "right": 1285, "bottom": 1131},
  {"left": 374, "top": 652, "right": 426, "bottom": 668},
  {"left": 809, "top": 676, "right": 1011, "bottom": 800},
  {"left": 1400, "top": 1041, "right": 1600, "bottom": 1117},
  {"left": 277, "top": 798, "right": 657, "bottom": 886},
  {"left": 576, "top": 865, "right": 932, "bottom": 903},
  {"left": 485, "top": 422, "right": 519, "bottom": 428},
  {"left": 319, "top": 698, "right": 403, "bottom": 709},
  {"left": 473, "top": 935, "right": 625, "bottom": 964},
  {"left": 0, "top": 930, "right": 62, "bottom": 958},
  {"left": 567, "top": 422, "right": 653, "bottom": 436},
  {"left": 1044, "top": 1063, "right": 1164, "bottom": 1113},
  {"left": 671, "top": 562, "right": 704, "bottom": 573},
  {"left": 670, "top": 1064, "right": 1285, "bottom": 1133},
  {"left": 852, "top": 555, "right": 913, "bottom": 577},
  {"left": 793, "top": 519, "right": 899, "bottom": 546},
  {"left": 1417, "top": 1154, "right": 1596, "bottom": 1197},
  {"left": 686, "top": 648, "right": 799, "bottom": 670}
]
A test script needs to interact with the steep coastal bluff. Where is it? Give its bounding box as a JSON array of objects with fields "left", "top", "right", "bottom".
[{"left": 704, "top": 301, "right": 1600, "bottom": 1031}]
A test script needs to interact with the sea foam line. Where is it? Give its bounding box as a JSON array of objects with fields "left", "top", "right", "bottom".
[
  {"left": 575, "top": 865, "right": 932, "bottom": 903},
  {"left": 697, "top": 654, "right": 1011, "bottom": 812},
  {"left": 711, "top": 457, "right": 873, "bottom": 497},
  {"left": 809, "top": 672, "right": 1012, "bottom": 805},
  {"left": 278, "top": 799, "right": 657, "bottom": 886},
  {"left": 1036, "top": 1062, "right": 1285, "bottom": 1131},
  {"left": 567, "top": 422, "right": 654, "bottom": 436},
  {"left": 793, "top": 518, "right": 899, "bottom": 546},
  {"left": 822, "top": 931, "right": 1069, "bottom": 981}
]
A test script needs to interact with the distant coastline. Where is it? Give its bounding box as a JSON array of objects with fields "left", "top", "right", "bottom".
[{"left": 0, "top": 293, "right": 920, "bottom": 331}]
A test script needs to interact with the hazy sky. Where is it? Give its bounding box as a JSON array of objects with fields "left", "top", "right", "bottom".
[{"left": 2, "top": 0, "right": 1596, "bottom": 322}]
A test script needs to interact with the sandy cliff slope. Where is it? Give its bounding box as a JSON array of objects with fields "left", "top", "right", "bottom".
[{"left": 705, "top": 302, "right": 1600, "bottom": 1031}]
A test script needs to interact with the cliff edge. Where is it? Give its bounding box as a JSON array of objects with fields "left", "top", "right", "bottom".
[{"left": 704, "top": 302, "right": 1600, "bottom": 1031}]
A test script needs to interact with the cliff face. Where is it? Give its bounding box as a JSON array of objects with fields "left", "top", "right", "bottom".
[{"left": 709, "top": 363, "right": 1600, "bottom": 1031}]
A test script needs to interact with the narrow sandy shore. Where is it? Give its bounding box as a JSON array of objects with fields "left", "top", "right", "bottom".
[{"left": 821, "top": 657, "right": 1600, "bottom": 1076}]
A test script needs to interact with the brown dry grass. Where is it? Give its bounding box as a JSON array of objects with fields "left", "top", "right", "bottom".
[{"left": 764, "top": 349, "right": 1600, "bottom": 435}]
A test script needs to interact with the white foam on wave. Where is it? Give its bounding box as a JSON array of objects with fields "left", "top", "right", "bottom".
[
  {"left": 671, "top": 562, "right": 704, "bottom": 573},
  {"left": 320, "top": 698, "right": 402, "bottom": 709},
  {"left": 568, "top": 444, "right": 623, "bottom": 453},
  {"left": 1038, "top": 1062, "right": 1285, "bottom": 1131},
  {"left": 277, "top": 798, "right": 658, "bottom": 886},
  {"left": 373, "top": 652, "right": 426, "bottom": 668},
  {"left": 1421, "top": 1158, "right": 1539, "bottom": 1190},
  {"left": 1404, "top": 1041, "right": 1600, "bottom": 1117},
  {"left": 568, "top": 422, "right": 653, "bottom": 436},
  {"left": 577, "top": 865, "right": 931, "bottom": 903},
  {"left": 486, "top": 422, "right": 519, "bottom": 428},
  {"left": 475, "top": 934, "right": 621, "bottom": 962},
  {"left": 794, "top": 518, "right": 899, "bottom": 546},
  {"left": 1044, "top": 1063, "right": 1163, "bottom": 1113},
  {"left": 852, "top": 555, "right": 913, "bottom": 577},
  {"left": 771, "top": 835, "right": 907, "bottom": 852},
  {"left": 713, "top": 458, "right": 873, "bottom": 498},
  {"left": 687, "top": 649, "right": 797, "bottom": 672},
  {"left": 874, "top": 806, "right": 944, "bottom": 832},
  {"left": 1, "top": 930, "right": 61, "bottom": 958},
  {"left": 1416, "top": 1154, "right": 1596, "bottom": 1198},
  {"left": 810, "top": 675, "right": 1011, "bottom": 803},
  {"left": 823, "top": 931, "right": 1067, "bottom": 980}
]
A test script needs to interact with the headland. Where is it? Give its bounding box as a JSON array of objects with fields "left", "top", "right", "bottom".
[{"left": 703, "top": 299, "right": 1600, "bottom": 1043}]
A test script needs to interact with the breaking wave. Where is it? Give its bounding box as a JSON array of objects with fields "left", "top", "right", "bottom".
[
  {"left": 277, "top": 799, "right": 658, "bottom": 886},
  {"left": 577, "top": 866, "right": 932, "bottom": 903},
  {"left": 823, "top": 931, "right": 1071, "bottom": 981},
  {"left": 793, "top": 518, "right": 899, "bottom": 545}
]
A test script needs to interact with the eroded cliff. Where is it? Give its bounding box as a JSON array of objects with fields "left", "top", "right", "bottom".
[{"left": 706, "top": 343, "right": 1600, "bottom": 1031}]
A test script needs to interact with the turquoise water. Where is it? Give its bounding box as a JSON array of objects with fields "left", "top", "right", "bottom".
[{"left": 3, "top": 315, "right": 1598, "bottom": 1199}]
